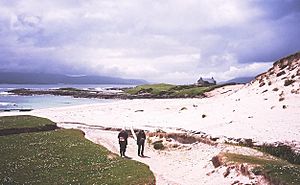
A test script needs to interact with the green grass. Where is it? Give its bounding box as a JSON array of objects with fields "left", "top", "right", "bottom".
[
  {"left": 0, "top": 115, "right": 56, "bottom": 130},
  {"left": 125, "top": 83, "right": 175, "bottom": 95},
  {"left": 125, "top": 83, "right": 216, "bottom": 97},
  {"left": 0, "top": 116, "right": 155, "bottom": 185},
  {"left": 171, "top": 86, "right": 210, "bottom": 96},
  {"left": 225, "top": 153, "right": 300, "bottom": 185},
  {"left": 259, "top": 144, "right": 300, "bottom": 165},
  {"left": 225, "top": 140, "right": 300, "bottom": 165}
]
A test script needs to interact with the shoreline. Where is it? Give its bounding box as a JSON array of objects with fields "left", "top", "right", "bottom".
[{"left": 1, "top": 89, "right": 299, "bottom": 148}]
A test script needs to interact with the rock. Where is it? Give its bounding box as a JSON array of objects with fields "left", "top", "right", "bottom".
[
  {"left": 211, "top": 155, "right": 223, "bottom": 168},
  {"left": 206, "top": 170, "right": 215, "bottom": 176},
  {"left": 180, "top": 107, "right": 188, "bottom": 111},
  {"left": 134, "top": 109, "right": 144, "bottom": 112},
  {"left": 231, "top": 180, "right": 239, "bottom": 185}
]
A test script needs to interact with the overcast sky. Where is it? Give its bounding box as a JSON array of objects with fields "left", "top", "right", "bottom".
[{"left": 0, "top": 0, "right": 300, "bottom": 84}]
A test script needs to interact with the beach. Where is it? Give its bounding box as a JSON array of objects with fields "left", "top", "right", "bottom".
[
  {"left": 1, "top": 82, "right": 299, "bottom": 184},
  {"left": 3, "top": 84, "right": 299, "bottom": 144}
]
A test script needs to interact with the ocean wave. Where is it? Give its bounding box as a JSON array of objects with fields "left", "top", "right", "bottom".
[
  {"left": 0, "top": 102, "right": 17, "bottom": 106},
  {"left": 0, "top": 92, "right": 13, "bottom": 95}
]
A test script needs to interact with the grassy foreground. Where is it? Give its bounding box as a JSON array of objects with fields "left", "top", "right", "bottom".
[
  {"left": 225, "top": 153, "right": 300, "bottom": 185},
  {"left": 0, "top": 116, "right": 155, "bottom": 185}
]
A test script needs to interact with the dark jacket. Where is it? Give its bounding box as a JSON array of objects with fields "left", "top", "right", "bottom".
[
  {"left": 137, "top": 130, "right": 146, "bottom": 145},
  {"left": 118, "top": 130, "right": 128, "bottom": 145}
]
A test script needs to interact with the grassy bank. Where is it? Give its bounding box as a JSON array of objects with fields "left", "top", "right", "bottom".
[
  {"left": 225, "top": 153, "right": 300, "bottom": 185},
  {"left": 0, "top": 115, "right": 56, "bottom": 130},
  {"left": 0, "top": 116, "right": 155, "bottom": 185},
  {"left": 125, "top": 83, "right": 219, "bottom": 97}
]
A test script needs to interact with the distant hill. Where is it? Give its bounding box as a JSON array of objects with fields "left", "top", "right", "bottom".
[
  {"left": 222, "top": 76, "right": 254, "bottom": 84},
  {"left": 0, "top": 72, "right": 148, "bottom": 85}
]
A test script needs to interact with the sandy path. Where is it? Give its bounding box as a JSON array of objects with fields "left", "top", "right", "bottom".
[{"left": 69, "top": 126, "right": 264, "bottom": 185}]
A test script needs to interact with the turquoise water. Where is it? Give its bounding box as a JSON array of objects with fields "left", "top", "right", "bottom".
[{"left": 0, "top": 84, "right": 132, "bottom": 111}]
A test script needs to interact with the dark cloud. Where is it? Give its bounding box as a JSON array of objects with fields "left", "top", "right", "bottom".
[
  {"left": 253, "top": 0, "right": 300, "bottom": 20},
  {"left": 0, "top": 0, "right": 299, "bottom": 83}
]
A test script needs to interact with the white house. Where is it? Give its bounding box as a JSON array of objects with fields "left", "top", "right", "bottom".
[{"left": 197, "top": 77, "right": 216, "bottom": 86}]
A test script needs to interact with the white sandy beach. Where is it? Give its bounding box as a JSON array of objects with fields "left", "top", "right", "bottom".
[
  {"left": 3, "top": 83, "right": 299, "bottom": 144},
  {"left": 1, "top": 58, "right": 300, "bottom": 184},
  {"left": 1, "top": 81, "right": 299, "bottom": 184}
]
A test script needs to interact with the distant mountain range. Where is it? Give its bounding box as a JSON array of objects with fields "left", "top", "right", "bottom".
[
  {"left": 222, "top": 76, "right": 254, "bottom": 84},
  {"left": 0, "top": 72, "right": 148, "bottom": 85}
]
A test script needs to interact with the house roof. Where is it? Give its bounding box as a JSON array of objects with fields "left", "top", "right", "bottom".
[{"left": 198, "top": 77, "right": 216, "bottom": 84}]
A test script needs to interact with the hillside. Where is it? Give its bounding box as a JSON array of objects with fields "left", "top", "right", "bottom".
[
  {"left": 223, "top": 76, "right": 254, "bottom": 84},
  {"left": 0, "top": 72, "right": 147, "bottom": 85},
  {"left": 245, "top": 51, "right": 300, "bottom": 100}
]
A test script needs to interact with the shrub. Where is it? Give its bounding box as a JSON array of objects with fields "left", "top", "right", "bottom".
[
  {"left": 259, "top": 82, "right": 265, "bottom": 87},
  {"left": 153, "top": 142, "right": 164, "bottom": 150},
  {"left": 202, "top": 114, "right": 206, "bottom": 118},
  {"left": 276, "top": 71, "right": 286, "bottom": 77},
  {"left": 284, "top": 79, "right": 295, "bottom": 86},
  {"left": 278, "top": 62, "right": 288, "bottom": 70},
  {"left": 273, "top": 87, "right": 279, "bottom": 91}
]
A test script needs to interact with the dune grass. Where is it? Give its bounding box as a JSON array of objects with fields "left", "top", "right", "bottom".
[
  {"left": 225, "top": 153, "right": 300, "bottom": 185},
  {"left": 0, "top": 116, "right": 155, "bottom": 185}
]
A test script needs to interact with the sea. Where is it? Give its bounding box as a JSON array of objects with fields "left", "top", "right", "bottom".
[{"left": 0, "top": 84, "right": 134, "bottom": 111}]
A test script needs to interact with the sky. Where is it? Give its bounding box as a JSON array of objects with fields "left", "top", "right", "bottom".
[{"left": 0, "top": 0, "right": 300, "bottom": 84}]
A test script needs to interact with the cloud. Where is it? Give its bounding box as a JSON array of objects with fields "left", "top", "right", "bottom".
[{"left": 0, "top": 0, "right": 299, "bottom": 84}]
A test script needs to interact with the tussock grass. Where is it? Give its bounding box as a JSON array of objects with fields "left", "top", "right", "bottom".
[
  {"left": 0, "top": 116, "right": 155, "bottom": 185},
  {"left": 225, "top": 153, "right": 300, "bottom": 185},
  {"left": 259, "top": 144, "right": 300, "bottom": 165}
]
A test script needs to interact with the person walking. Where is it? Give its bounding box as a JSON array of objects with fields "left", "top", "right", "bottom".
[
  {"left": 136, "top": 130, "right": 146, "bottom": 157},
  {"left": 118, "top": 129, "right": 128, "bottom": 157}
]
